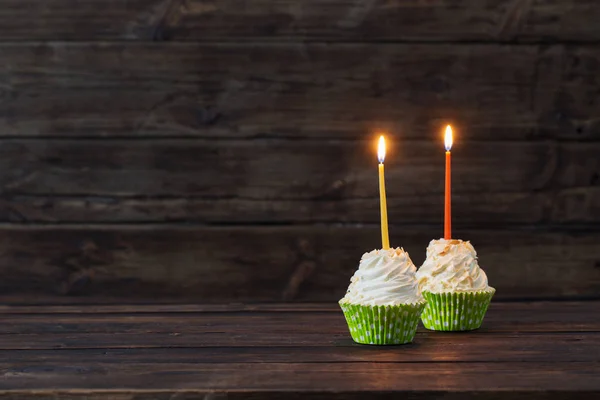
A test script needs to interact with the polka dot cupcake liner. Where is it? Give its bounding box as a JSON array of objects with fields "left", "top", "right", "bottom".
[
  {"left": 420, "top": 288, "right": 496, "bottom": 331},
  {"left": 339, "top": 301, "right": 427, "bottom": 345}
]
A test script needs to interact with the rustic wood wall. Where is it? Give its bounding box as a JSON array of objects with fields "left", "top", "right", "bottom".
[{"left": 0, "top": 0, "right": 599, "bottom": 303}]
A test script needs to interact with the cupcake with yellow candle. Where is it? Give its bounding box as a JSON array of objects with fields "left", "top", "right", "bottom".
[
  {"left": 339, "top": 247, "right": 426, "bottom": 345},
  {"left": 416, "top": 239, "right": 495, "bottom": 331}
]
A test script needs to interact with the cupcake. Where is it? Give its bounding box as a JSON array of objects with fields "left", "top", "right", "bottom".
[
  {"left": 339, "top": 247, "right": 426, "bottom": 345},
  {"left": 416, "top": 239, "right": 495, "bottom": 331}
]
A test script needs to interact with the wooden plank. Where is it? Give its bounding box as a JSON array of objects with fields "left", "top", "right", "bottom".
[
  {"left": 2, "top": 331, "right": 600, "bottom": 362},
  {"left": 4, "top": 189, "right": 600, "bottom": 225},
  {"left": 0, "top": 313, "right": 592, "bottom": 338},
  {"left": 0, "top": 301, "right": 595, "bottom": 315},
  {"left": 153, "top": 0, "right": 600, "bottom": 43},
  {"left": 0, "top": 138, "right": 591, "bottom": 196},
  {"left": 0, "top": 43, "right": 597, "bottom": 141},
  {"left": 0, "top": 313, "right": 598, "bottom": 350},
  {"left": 1, "top": 361, "right": 599, "bottom": 392},
  {"left": 1, "top": 302, "right": 599, "bottom": 335},
  {"left": 1, "top": 1, "right": 600, "bottom": 43},
  {"left": 0, "top": 392, "right": 595, "bottom": 400},
  {"left": 0, "top": 303, "right": 341, "bottom": 314},
  {"left": 0, "top": 225, "right": 598, "bottom": 301},
  {"left": 0, "top": 301, "right": 589, "bottom": 314},
  {"left": 0, "top": 190, "right": 592, "bottom": 226},
  {"left": 0, "top": 333, "right": 583, "bottom": 361},
  {"left": 0, "top": 139, "right": 598, "bottom": 225}
]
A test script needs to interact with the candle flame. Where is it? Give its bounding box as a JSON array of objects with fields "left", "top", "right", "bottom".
[
  {"left": 445, "top": 125, "right": 453, "bottom": 151},
  {"left": 378, "top": 135, "right": 386, "bottom": 163}
]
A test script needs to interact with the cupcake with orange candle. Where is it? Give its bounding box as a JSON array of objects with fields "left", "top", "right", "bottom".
[
  {"left": 416, "top": 126, "right": 495, "bottom": 331},
  {"left": 416, "top": 239, "right": 495, "bottom": 331}
]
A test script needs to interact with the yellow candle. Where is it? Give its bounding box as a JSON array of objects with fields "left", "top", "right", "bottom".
[{"left": 378, "top": 136, "right": 390, "bottom": 249}]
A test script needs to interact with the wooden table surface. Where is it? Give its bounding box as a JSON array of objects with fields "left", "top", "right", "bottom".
[{"left": 0, "top": 301, "right": 598, "bottom": 399}]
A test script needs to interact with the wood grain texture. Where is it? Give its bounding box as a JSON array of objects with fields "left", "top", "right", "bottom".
[
  {"left": 0, "top": 193, "right": 559, "bottom": 225},
  {"left": 0, "top": 303, "right": 597, "bottom": 398},
  {"left": 0, "top": 225, "right": 598, "bottom": 302},
  {"left": 0, "top": 301, "right": 590, "bottom": 314},
  {"left": 5, "top": 330, "right": 600, "bottom": 351},
  {"left": 0, "top": 3, "right": 597, "bottom": 307},
  {"left": 2, "top": 361, "right": 599, "bottom": 392},
  {"left": 1, "top": 1, "right": 600, "bottom": 43},
  {"left": 0, "top": 139, "right": 593, "bottom": 196},
  {"left": 3, "top": 333, "right": 600, "bottom": 360},
  {"left": 4, "top": 189, "right": 600, "bottom": 226},
  {"left": 0, "top": 43, "right": 598, "bottom": 141},
  {"left": 0, "top": 394, "right": 595, "bottom": 400},
  {"left": 0, "top": 303, "right": 599, "bottom": 350},
  {"left": 0, "top": 138, "right": 597, "bottom": 225}
]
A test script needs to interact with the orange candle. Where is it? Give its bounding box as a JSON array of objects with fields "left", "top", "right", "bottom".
[{"left": 444, "top": 125, "right": 453, "bottom": 240}]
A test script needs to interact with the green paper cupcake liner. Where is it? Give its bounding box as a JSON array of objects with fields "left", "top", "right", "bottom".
[
  {"left": 339, "top": 300, "right": 426, "bottom": 345},
  {"left": 420, "top": 287, "right": 496, "bottom": 331}
]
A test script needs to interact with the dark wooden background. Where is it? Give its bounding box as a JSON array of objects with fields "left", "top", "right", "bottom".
[{"left": 0, "top": 0, "right": 599, "bottom": 304}]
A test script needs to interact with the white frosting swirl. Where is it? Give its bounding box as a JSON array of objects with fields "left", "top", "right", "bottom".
[
  {"left": 416, "top": 239, "right": 490, "bottom": 293},
  {"left": 340, "top": 248, "right": 423, "bottom": 305}
]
